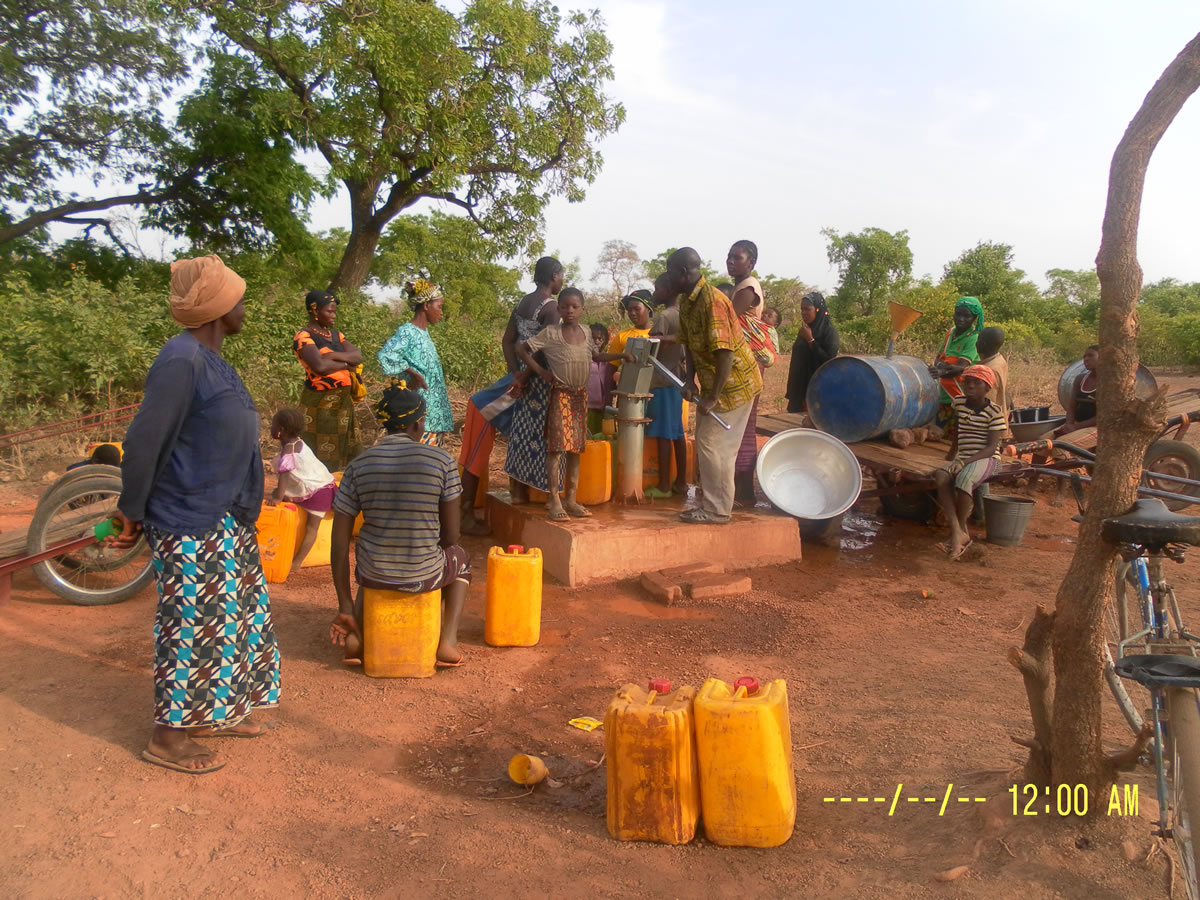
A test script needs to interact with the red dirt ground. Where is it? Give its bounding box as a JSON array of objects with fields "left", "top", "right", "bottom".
[{"left": 3, "top": 372, "right": 1200, "bottom": 898}]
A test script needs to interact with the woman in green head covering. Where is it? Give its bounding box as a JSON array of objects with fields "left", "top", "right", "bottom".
[{"left": 929, "top": 296, "right": 984, "bottom": 429}]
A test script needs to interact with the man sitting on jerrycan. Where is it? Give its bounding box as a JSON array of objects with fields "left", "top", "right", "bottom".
[{"left": 328, "top": 379, "right": 470, "bottom": 668}]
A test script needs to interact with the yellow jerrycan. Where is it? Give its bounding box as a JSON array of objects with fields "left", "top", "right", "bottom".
[
  {"left": 485, "top": 545, "right": 542, "bottom": 646},
  {"left": 605, "top": 679, "right": 700, "bottom": 844},
  {"left": 577, "top": 439, "right": 612, "bottom": 505},
  {"left": 695, "top": 676, "right": 795, "bottom": 847},
  {"left": 255, "top": 502, "right": 302, "bottom": 583},
  {"left": 362, "top": 588, "right": 442, "bottom": 678}
]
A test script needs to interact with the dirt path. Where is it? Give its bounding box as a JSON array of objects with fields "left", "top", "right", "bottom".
[
  {"left": 3, "top": 365, "right": 1200, "bottom": 897},
  {"left": 0, "top": 487, "right": 1190, "bottom": 898}
]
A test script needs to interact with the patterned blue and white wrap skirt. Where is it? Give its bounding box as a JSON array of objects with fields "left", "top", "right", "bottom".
[{"left": 145, "top": 513, "right": 281, "bottom": 728}]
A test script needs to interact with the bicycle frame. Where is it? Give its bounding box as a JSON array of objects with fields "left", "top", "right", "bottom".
[{"left": 1114, "top": 546, "right": 1200, "bottom": 842}]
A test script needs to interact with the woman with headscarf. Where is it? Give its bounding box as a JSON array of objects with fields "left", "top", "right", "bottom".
[
  {"left": 378, "top": 271, "right": 453, "bottom": 446},
  {"left": 329, "top": 378, "right": 469, "bottom": 668},
  {"left": 608, "top": 290, "right": 654, "bottom": 378},
  {"left": 726, "top": 240, "right": 776, "bottom": 505},
  {"left": 929, "top": 296, "right": 985, "bottom": 430},
  {"left": 785, "top": 291, "right": 840, "bottom": 414},
  {"left": 293, "top": 289, "right": 364, "bottom": 471},
  {"left": 109, "top": 255, "right": 280, "bottom": 775}
]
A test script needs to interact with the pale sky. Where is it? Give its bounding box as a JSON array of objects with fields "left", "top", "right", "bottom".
[
  {"left": 45, "top": 1, "right": 1200, "bottom": 292},
  {"left": 529, "top": 0, "right": 1200, "bottom": 290}
]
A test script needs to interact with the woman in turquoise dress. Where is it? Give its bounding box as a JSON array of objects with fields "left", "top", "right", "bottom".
[{"left": 378, "top": 271, "right": 453, "bottom": 445}]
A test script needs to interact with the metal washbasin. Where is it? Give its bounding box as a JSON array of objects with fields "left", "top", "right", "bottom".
[
  {"left": 756, "top": 429, "right": 863, "bottom": 521},
  {"left": 1008, "top": 414, "right": 1066, "bottom": 442}
]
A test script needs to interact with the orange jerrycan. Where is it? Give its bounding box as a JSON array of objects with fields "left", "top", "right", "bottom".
[
  {"left": 362, "top": 588, "right": 442, "bottom": 678},
  {"left": 695, "top": 676, "right": 795, "bottom": 847},
  {"left": 605, "top": 679, "right": 700, "bottom": 844},
  {"left": 578, "top": 439, "right": 612, "bottom": 505},
  {"left": 256, "top": 502, "right": 302, "bottom": 583},
  {"left": 295, "top": 511, "right": 334, "bottom": 567},
  {"left": 642, "top": 436, "right": 697, "bottom": 488},
  {"left": 485, "top": 545, "right": 542, "bottom": 646}
]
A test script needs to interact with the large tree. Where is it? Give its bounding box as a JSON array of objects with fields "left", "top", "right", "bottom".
[
  {"left": 1010, "top": 32, "right": 1200, "bottom": 802},
  {"left": 821, "top": 226, "right": 912, "bottom": 317},
  {"left": 199, "top": 0, "right": 623, "bottom": 293},
  {"left": 942, "top": 240, "right": 1040, "bottom": 321},
  {"left": 593, "top": 238, "right": 645, "bottom": 297}
]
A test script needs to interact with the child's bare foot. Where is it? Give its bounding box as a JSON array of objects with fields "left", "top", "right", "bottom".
[
  {"left": 548, "top": 504, "right": 569, "bottom": 521},
  {"left": 342, "top": 631, "right": 363, "bottom": 665},
  {"left": 563, "top": 500, "right": 592, "bottom": 518},
  {"left": 436, "top": 642, "right": 465, "bottom": 667}
]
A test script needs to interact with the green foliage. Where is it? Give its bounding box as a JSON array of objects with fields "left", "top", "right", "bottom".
[
  {"left": 942, "top": 241, "right": 1041, "bottom": 321},
  {"left": 0, "top": 0, "right": 186, "bottom": 215},
  {"left": 429, "top": 317, "right": 507, "bottom": 393},
  {"left": 197, "top": 0, "right": 624, "bottom": 290},
  {"left": 375, "top": 212, "right": 522, "bottom": 325},
  {"left": 821, "top": 226, "right": 913, "bottom": 319}
]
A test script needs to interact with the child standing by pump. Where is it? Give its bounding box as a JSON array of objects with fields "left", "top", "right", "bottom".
[
  {"left": 586, "top": 323, "right": 616, "bottom": 438},
  {"left": 270, "top": 408, "right": 338, "bottom": 572},
  {"left": 646, "top": 272, "right": 688, "bottom": 498},
  {"left": 517, "top": 289, "right": 629, "bottom": 521}
]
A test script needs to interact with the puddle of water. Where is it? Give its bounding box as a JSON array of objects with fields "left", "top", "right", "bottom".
[{"left": 840, "top": 510, "right": 882, "bottom": 554}]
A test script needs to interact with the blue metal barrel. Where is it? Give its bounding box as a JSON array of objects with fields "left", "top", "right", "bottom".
[{"left": 805, "top": 355, "right": 939, "bottom": 443}]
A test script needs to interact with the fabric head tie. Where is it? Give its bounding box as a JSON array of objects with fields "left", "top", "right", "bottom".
[
  {"left": 168, "top": 255, "right": 246, "bottom": 327},
  {"left": 962, "top": 364, "right": 996, "bottom": 389}
]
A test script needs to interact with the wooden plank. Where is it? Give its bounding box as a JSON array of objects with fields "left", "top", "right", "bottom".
[{"left": 1055, "top": 388, "right": 1200, "bottom": 450}]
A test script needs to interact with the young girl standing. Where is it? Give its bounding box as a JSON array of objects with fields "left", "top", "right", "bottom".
[
  {"left": 517, "top": 289, "right": 628, "bottom": 520},
  {"left": 270, "top": 408, "right": 338, "bottom": 572}
]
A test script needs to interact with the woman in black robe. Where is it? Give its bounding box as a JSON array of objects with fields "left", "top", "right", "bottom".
[{"left": 785, "top": 291, "right": 840, "bottom": 413}]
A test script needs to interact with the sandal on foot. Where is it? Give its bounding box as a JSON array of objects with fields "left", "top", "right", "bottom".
[
  {"left": 192, "top": 721, "right": 275, "bottom": 739},
  {"left": 679, "top": 508, "right": 730, "bottom": 525},
  {"left": 644, "top": 487, "right": 673, "bottom": 500},
  {"left": 948, "top": 538, "right": 974, "bottom": 561},
  {"left": 548, "top": 509, "right": 570, "bottom": 521},
  {"left": 564, "top": 503, "right": 592, "bottom": 518},
  {"left": 436, "top": 653, "right": 466, "bottom": 669},
  {"left": 936, "top": 541, "right": 953, "bottom": 555},
  {"left": 141, "top": 749, "right": 225, "bottom": 775}
]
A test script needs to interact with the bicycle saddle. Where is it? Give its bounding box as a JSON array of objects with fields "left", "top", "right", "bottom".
[
  {"left": 1114, "top": 654, "right": 1200, "bottom": 690},
  {"left": 1101, "top": 498, "right": 1200, "bottom": 548}
]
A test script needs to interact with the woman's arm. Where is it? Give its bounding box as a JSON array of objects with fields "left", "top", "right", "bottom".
[
  {"left": 515, "top": 339, "right": 553, "bottom": 384},
  {"left": 117, "top": 356, "right": 198, "bottom": 527},
  {"left": 501, "top": 313, "right": 521, "bottom": 374},
  {"left": 378, "top": 329, "right": 428, "bottom": 389},
  {"left": 811, "top": 327, "right": 840, "bottom": 365},
  {"left": 298, "top": 342, "right": 349, "bottom": 375},
  {"left": 327, "top": 337, "right": 363, "bottom": 366}
]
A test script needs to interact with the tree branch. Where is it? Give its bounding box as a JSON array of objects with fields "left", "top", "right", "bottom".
[
  {"left": 0, "top": 189, "right": 159, "bottom": 245},
  {"left": 60, "top": 216, "right": 136, "bottom": 258}
]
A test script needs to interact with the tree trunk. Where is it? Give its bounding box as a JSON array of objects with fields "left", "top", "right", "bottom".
[
  {"left": 1048, "top": 33, "right": 1200, "bottom": 803},
  {"left": 329, "top": 225, "right": 384, "bottom": 295}
]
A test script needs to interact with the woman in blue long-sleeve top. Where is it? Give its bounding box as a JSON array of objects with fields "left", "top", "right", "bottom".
[{"left": 110, "top": 255, "right": 279, "bottom": 775}]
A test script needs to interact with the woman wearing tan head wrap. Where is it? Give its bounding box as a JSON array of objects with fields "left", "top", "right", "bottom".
[{"left": 109, "top": 255, "right": 280, "bottom": 775}]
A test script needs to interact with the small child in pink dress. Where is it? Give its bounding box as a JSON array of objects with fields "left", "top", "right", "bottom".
[{"left": 270, "top": 408, "right": 337, "bottom": 572}]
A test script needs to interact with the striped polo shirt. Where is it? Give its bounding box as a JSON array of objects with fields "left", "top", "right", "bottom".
[
  {"left": 332, "top": 434, "right": 462, "bottom": 584},
  {"left": 951, "top": 396, "right": 1007, "bottom": 461}
]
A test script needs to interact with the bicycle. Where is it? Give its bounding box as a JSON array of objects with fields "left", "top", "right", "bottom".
[{"left": 1103, "top": 498, "right": 1200, "bottom": 899}]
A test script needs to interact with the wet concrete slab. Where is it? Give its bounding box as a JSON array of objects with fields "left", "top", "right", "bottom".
[{"left": 486, "top": 491, "right": 802, "bottom": 587}]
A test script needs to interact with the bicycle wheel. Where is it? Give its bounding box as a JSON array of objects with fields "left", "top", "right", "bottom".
[
  {"left": 1105, "top": 559, "right": 1147, "bottom": 733},
  {"left": 1144, "top": 440, "right": 1200, "bottom": 511},
  {"left": 1166, "top": 687, "right": 1200, "bottom": 900},
  {"left": 25, "top": 469, "right": 153, "bottom": 606}
]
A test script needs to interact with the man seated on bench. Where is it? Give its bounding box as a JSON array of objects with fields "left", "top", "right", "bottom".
[
  {"left": 934, "top": 365, "right": 1006, "bottom": 560},
  {"left": 328, "top": 379, "right": 469, "bottom": 668}
]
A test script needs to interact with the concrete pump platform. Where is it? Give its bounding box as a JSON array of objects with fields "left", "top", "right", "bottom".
[{"left": 486, "top": 491, "right": 803, "bottom": 587}]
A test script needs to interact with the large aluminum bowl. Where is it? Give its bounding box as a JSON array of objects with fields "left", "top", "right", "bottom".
[{"left": 756, "top": 428, "right": 863, "bottom": 520}]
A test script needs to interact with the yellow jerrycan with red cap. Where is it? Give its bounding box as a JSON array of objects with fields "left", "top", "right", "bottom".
[
  {"left": 485, "top": 545, "right": 542, "bottom": 646},
  {"left": 695, "top": 676, "right": 795, "bottom": 847},
  {"left": 605, "top": 679, "right": 700, "bottom": 844}
]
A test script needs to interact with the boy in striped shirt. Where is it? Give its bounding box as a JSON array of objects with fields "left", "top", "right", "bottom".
[{"left": 934, "top": 364, "right": 1007, "bottom": 560}]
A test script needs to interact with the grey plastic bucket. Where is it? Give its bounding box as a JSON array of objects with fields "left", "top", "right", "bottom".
[{"left": 982, "top": 495, "right": 1036, "bottom": 546}]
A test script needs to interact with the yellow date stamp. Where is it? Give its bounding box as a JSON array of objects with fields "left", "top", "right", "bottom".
[{"left": 822, "top": 783, "right": 1140, "bottom": 817}]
